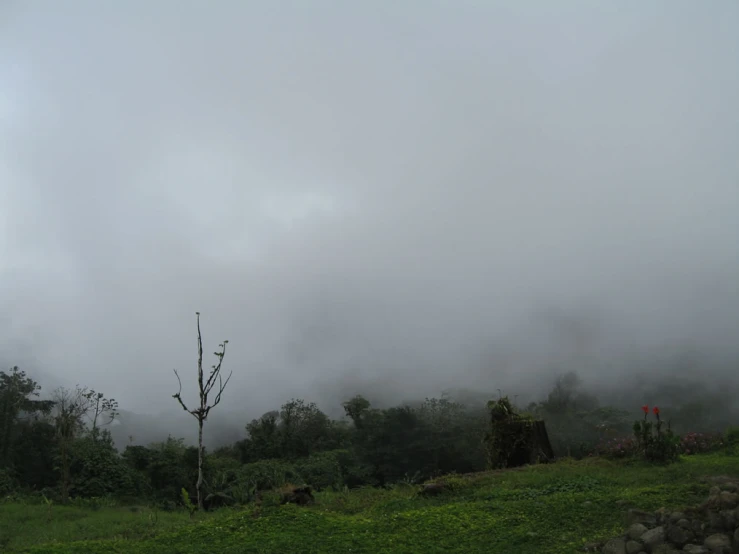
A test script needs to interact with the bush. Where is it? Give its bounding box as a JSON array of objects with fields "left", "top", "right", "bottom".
[
  {"left": 589, "top": 436, "right": 638, "bottom": 460},
  {"left": 725, "top": 425, "right": 739, "bottom": 447},
  {"left": 679, "top": 432, "right": 725, "bottom": 455},
  {"left": 236, "top": 459, "right": 301, "bottom": 492},
  {"left": 295, "top": 450, "right": 345, "bottom": 491},
  {"left": 124, "top": 437, "right": 199, "bottom": 502},
  {"left": 293, "top": 448, "right": 377, "bottom": 490},
  {"left": 70, "top": 431, "right": 144, "bottom": 499},
  {"left": 0, "top": 468, "right": 17, "bottom": 496}
]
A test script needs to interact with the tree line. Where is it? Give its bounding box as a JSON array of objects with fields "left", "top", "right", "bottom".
[{"left": 1, "top": 316, "right": 737, "bottom": 511}]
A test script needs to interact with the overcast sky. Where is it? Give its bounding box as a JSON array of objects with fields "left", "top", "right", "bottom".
[{"left": 1, "top": 1, "right": 738, "bottom": 418}]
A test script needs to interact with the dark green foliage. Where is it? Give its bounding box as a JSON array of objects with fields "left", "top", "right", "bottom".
[
  {"left": 294, "top": 449, "right": 348, "bottom": 491},
  {"left": 241, "top": 411, "right": 280, "bottom": 461},
  {"left": 241, "top": 400, "right": 348, "bottom": 463},
  {"left": 326, "top": 449, "right": 375, "bottom": 489},
  {"left": 0, "top": 367, "right": 55, "bottom": 469},
  {"left": 278, "top": 399, "right": 334, "bottom": 458},
  {"left": 205, "top": 446, "right": 242, "bottom": 477},
  {"left": 725, "top": 425, "right": 739, "bottom": 446},
  {"left": 341, "top": 395, "right": 371, "bottom": 428},
  {"left": 68, "top": 430, "right": 142, "bottom": 498},
  {"left": 11, "top": 419, "right": 57, "bottom": 491},
  {"left": 236, "top": 395, "right": 489, "bottom": 491},
  {"left": 121, "top": 446, "right": 152, "bottom": 473},
  {"left": 236, "top": 459, "right": 302, "bottom": 492},
  {"left": 236, "top": 390, "right": 581, "bottom": 490},
  {"left": 0, "top": 467, "right": 16, "bottom": 495},
  {"left": 122, "top": 437, "right": 199, "bottom": 502},
  {"left": 633, "top": 411, "right": 680, "bottom": 464},
  {"left": 417, "top": 397, "right": 488, "bottom": 476},
  {"left": 6, "top": 452, "right": 739, "bottom": 554},
  {"left": 355, "top": 405, "right": 430, "bottom": 484},
  {"left": 51, "top": 386, "right": 121, "bottom": 504}
]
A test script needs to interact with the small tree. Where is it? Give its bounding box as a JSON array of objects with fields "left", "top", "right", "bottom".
[
  {"left": 84, "top": 391, "right": 119, "bottom": 438},
  {"left": 0, "top": 367, "right": 55, "bottom": 469},
  {"left": 172, "top": 312, "right": 232, "bottom": 511},
  {"left": 342, "top": 395, "right": 371, "bottom": 429},
  {"left": 51, "top": 386, "right": 93, "bottom": 503}
]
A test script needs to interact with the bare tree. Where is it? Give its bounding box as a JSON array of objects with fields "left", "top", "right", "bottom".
[
  {"left": 172, "top": 312, "right": 232, "bottom": 511},
  {"left": 84, "top": 390, "right": 119, "bottom": 436}
]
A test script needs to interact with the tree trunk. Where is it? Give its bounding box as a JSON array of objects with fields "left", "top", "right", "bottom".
[{"left": 196, "top": 418, "right": 204, "bottom": 511}]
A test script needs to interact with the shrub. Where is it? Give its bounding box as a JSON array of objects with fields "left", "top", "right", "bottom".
[
  {"left": 678, "top": 432, "right": 725, "bottom": 455},
  {"left": 70, "top": 432, "right": 144, "bottom": 499},
  {"left": 589, "top": 436, "right": 638, "bottom": 460},
  {"left": 0, "top": 468, "right": 17, "bottom": 496},
  {"left": 236, "top": 459, "right": 301, "bottom": 492},
  {"left": 725, "top": 425, "right": 739, "bottom": 447},
  {"left": 294, "top": 450, "right": 345, "bottom": 491},
  {"left": 633, "top": 405, "right": 680, "bottom": 464}
]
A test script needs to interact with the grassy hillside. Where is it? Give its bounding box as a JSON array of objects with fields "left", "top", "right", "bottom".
[{"left": 4, "top": 452, "right": 738, "bottom": 554}]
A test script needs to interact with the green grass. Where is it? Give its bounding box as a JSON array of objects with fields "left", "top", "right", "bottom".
[
  {"left": 4, "top": 452, "right": 739, "bottom": 554},
  {"left": 0, "top": 502, "right": 201, "bottom": 552}
]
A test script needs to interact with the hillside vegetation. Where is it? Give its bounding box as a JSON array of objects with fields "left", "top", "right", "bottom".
[
  {"left": 3, "top": 451, "right": 738, "bottom": 554},
  {"left": 3, "top": 354, "right": 739, "bottom": 553}
]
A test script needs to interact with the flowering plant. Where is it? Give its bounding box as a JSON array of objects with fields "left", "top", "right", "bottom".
[
  {"left": 589, "top": 436, "right": 637, "bottom": 459},
  {"left": 633, "top": 405, "right": 680, "bottom": 463},
  {"left": 679, "top": 432, "right": 725, "bottom": 455}
]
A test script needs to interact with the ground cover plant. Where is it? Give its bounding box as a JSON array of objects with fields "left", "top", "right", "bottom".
[{"left": 2, "top": 449, "right": 737, "bottom": 554}]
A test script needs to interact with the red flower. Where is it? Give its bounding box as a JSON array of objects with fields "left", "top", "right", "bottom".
[
  {"left": 641, "top": 405, "right": 649, "bottom": 414},
  {"left": 653, "top": 406, "right": 660, "bottom": 415}
]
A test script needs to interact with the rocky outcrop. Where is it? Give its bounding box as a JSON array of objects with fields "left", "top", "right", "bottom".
[{"left": 595, "top": 476, "right": 739, "bottom": 554}]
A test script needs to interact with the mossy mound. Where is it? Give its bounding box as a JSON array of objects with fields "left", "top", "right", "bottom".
[{"left": 485, "top": 396, "right": 555, "bottom": 469}]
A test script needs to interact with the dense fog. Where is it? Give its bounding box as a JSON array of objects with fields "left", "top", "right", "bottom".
[{"left": 2, "top": 2, "right": 738, "bottom": 448}]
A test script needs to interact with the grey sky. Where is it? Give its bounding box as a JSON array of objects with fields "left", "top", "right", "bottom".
[{"left": 1, "top": 1, "right": 738, "bottom": 419}]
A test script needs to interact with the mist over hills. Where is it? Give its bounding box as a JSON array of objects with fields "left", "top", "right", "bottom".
[{"left": 1, "top": 2, "right": 738, "bottom": 447}]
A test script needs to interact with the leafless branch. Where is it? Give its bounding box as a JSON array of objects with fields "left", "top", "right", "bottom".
[
  {"left": 172, "top": 369, "right": 192, "bottom": 413},
  {"left": 196, "top": 312, "right": 205, "bottom": 398},
  {"left": 172, "top": 314, "right": 231, "bottom": 421},
  {"left": 203, "top": 369, "right": 233, "bottom": 419},
  {"left": 203, "top": 339, "right": 229, "bottom": 395}
]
